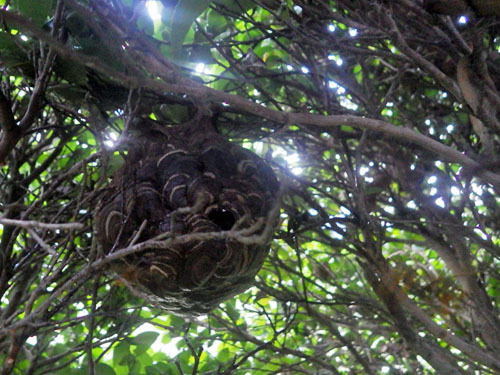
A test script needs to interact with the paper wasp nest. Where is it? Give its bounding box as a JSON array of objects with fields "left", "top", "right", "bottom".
[{"left": 96, "top": 118, "right": 279, "bottom": 316}]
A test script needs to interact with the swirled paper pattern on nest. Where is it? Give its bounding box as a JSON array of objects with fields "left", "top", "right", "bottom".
[{"left": 96, "top": 119, "right": 279, "bottom": 316}]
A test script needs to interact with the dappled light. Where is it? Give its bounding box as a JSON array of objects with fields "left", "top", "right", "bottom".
[{"left": 1, "top": 0, "right": 500, "bottom": 374}]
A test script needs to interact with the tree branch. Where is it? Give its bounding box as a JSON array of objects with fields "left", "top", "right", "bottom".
[
  {"left": 0, "top": 90, "right": 20, "bottom": 164},
  {"left": 2, "top": 7, "right": 499, "bottom": 188},
  {"left": 0, "top": 218, "right": 84, "bottom": 230}
]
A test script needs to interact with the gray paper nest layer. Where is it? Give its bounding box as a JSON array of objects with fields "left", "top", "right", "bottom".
[{"left": 96, "top": 121, "right": 279, "bottom": 316}]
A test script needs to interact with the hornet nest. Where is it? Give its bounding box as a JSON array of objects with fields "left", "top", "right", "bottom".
[{"left": 95, "top": 115, "right": 279, "bottom": 316}]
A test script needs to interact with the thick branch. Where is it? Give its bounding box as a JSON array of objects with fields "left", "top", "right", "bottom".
[
  {"left": 1, "top": 7, "right": 499, "bottom": 188},
  {"left": 0, "top": 91, "right": 20, "bottom": 164}
]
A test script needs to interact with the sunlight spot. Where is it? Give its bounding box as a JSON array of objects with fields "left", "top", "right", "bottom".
[
  {"left": 309, "top": 208, "right": 318, "bottom": 215},
  {"left": 471, "top": 182, "right": 483, "bottom": 195},
  {"left": 339, "top": 97, "right": 357, "bottom": 110},
  {"left": 286, "top": 64, "right": 293, "bottom": 71},
  {"left": 407, "top": 200, "right": 417, "bottom": 209},
  {"left": 328, "top": 81, "right": 346, "bottom": 94},
  {"left": 417, "top": 355, "right": 434, "bottom": 370},
  {"left": 145, "top": 1, "right": 162, "bottom": 21},
  {"left": 293, "top": 5, "right": 303, "bottom": 14},
  {"left": 348, "top": 28, "right": 358, "bottom": 37},
  {"left": 451, "top": 186, "right": 460, "bottom": 196},
  {"left": 384, "top": 206, "right": 395, "bottom": 214},
  {"left": 435, "top": 197, "right": 445, "bottom": 207},
  {"left": 340, "top": 206, "right": 351, "bottom": 216},
  {"left": 204, "top": 340, "right": 221, "bottom": 357},
  {"left": 328, "top": 54, "right": 343, "bottom": 66},
  {"left": 359, "top": 166, "right": 369, "bottom": 176},
  {"left": 74, "top": 302, "right": 87, "bottom": 318},
  {"left": 285, "top": 152, "right": 303, "bottom": 175},
  {"left": 52, "top": 334, "right": 66, "bottom": 344},
  {"left": 446, "top": 124, "right": 454, "bottom": 133},
  {"left": 27, "top": 336, "right": 37, "bottom": 345},
  {"left": 301, "top": 66, "right": 310, "bottom": 74},
  {"left": 474, "top": 228, "right": 488, "bottom": 240},
  {"left": 458, "top": 15, "right": 468, "bottom": 24},
  {"left": 329, "top": 229, "right": 344, "bottom": 240},
  {"left": 20, "top": 34, "right": 28, "bottom": 42},
  {"left": 429, "top": 187, "right": 437, "bottom": 195},
  {"left": 328, "top": 24, "right": 336, "bottom": 32},
  {"left": 253, "top": 141, "right": 263, "bottom": 153},
  {"left": 427, "top": 175, "right": 437, "bottom": 184},
  {"left": 104, "top": 132, "right": 119, "bottom": 148},
  {"left": 195, "top": 63, "right": 205, "bottom": 73}
]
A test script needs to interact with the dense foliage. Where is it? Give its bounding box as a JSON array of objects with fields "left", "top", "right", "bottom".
[{"left": 1, "top": 0, "right": 500, "bottom": 374}]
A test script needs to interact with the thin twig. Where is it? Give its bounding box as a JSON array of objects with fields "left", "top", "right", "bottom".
[{"left": 0, "top": 217, "right": 84, "bottom": 230}]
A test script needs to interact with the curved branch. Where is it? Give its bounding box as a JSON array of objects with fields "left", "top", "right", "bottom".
[{"left": 2, "top": 7, "right": 499, "bottom": 188}]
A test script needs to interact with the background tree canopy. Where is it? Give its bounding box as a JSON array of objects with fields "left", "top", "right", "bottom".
[{"left": 1, "top": 0, "right": 500, "bottom": 374}]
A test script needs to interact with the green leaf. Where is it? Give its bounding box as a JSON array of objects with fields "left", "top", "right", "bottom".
[
  {"left": 214, "top": 0, "right": 255, "bottom": 14},
  {"left": 13, "top": 0, "right": 55, "bottom": 26},
  {"left": 129, "top": 331, "right": 159, "bottom": 346},
  {"left": 137, "top": 13, "right": 155, "bottom": 36},
  {"left": 113, "top": 341, "right": 130, "bottom": 366},
  {"left": 170, "top": 0, "right": 212, "bottom": 53},
  {"left": 0, "top": 32, "right": 33, "bottom": 76},
  {"left": 224, "top": 301, "right": 240, "bottom": 321},
  {"left": 167, "top": 314, "right": 187, "bottom": 328},
  {"left": 217, "top": 347, "right": 231, "bottom": 362},
  {"left": 94, "top": 363, "right": 117, "bottom": 375},
  {"left": 206, "top": 8, "right": 227, "bottom": 35},
  {"left": 169, "top": 0, "right": 255, "bottom": 54},
  {"left": 129, "top": 331, "right": 159, "bottom": 356},
  {"left": 159, "top": 104, "right": 190, "bottom": 123},
  {"left": 146, "top": 362, "right": 175, "bottom": 375}
]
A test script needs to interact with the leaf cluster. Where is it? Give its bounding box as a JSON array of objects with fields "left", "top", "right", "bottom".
[{"left": 1, "top": 1, "right": 500, "bottom": 374}]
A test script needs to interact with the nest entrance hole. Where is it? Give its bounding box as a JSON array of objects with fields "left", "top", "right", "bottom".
[{"left": 207, "top": 209, "right": 236, "bottom": 230}]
